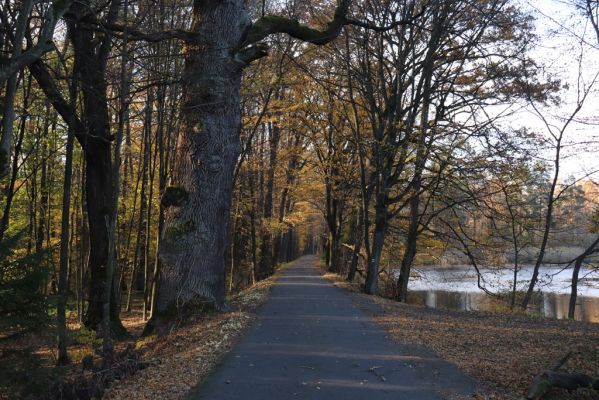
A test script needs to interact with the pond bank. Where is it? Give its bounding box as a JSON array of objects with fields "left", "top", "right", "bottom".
[
  {"left": 402, "top": 264, "right": 599, "bottom": 323},
  {"left": 406, "top": 289, "right": 599, "bottom": 323}
]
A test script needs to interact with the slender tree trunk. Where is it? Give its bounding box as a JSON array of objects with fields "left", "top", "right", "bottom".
[
  {"left": 104, "top": 0, "right": 129, "bottom": 350},
  {"left": 325, "top": 188, "right": 340, "bottom": 273},
  {"left": 123, "top": 136, "right": 144, "bottom": 310},
  {"left": 0, "top": 0, "right": 33, "bottom": 176},
  {"left": 228, "top": 190, "right": 241, "bottom": 292},
  {"left": 27, "top": 174, "right": 35, "bottom": 254},
  {"left": 521, "top": 141, "right": 561, "bottom": 309},
  {"left": 347, "top": 208, "right": 362, "bottom": 282},
  {"left": 272, "top": 185, "right": 288, "bottom": 266},
  {"left": 149, "top": 86, "right": 168, "bottom": 319},
  {"left": 57, "top": 73, "right": 78, "bottom": 365},
  {"left": 396, "top": 193, "right": 419, "bottom": 301},
  {"left": 143, "top": 90, "right": 156, "bottom": 320},
  {"left": 568, "top": 236, "right": 599, "bottom": 318},
  {"left": 272, "top": 138, "right": 298, "bottom": 265},
  {"left": 79, "top": 159, "right": 87, "bottom": 323},
  {"left": 127, "top": 119, "right": 149, "bottom": 312},
  {"left": 259, "top": 122, "right": 279, "bottom": 279},
  {"left": 0, "top": 74, "right": 31, "bottom": 241},
  {"left": 511, "top": 251, "right": 519, "bottom": 310},
  {"left": 249, "top": 168, "right": 258, "bottom": 286},
  {"left": 36, "top": 107, "right": 50, "bottom": 254},
  {"left": 364, "top": 192, "right": 388, "bottom": 295}
]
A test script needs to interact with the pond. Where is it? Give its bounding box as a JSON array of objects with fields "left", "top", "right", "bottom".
[{"left": 404, "top": 265, "right": 599, "bottom": 323}]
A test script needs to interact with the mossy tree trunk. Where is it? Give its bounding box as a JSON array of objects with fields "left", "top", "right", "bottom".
[
  {"left": 149, "top": 0, "right": 361, "bottom": 326},
  {"left": 151, "top": 0, "right": 250, "bottom": 320}
]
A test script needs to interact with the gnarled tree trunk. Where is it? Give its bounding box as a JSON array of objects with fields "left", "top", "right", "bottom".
[
  {"left": 148, "top": 0, "right": 356, "bottom": 328},
  {"left": 151, "top": 1, "right": 249, "bottom": 321}
]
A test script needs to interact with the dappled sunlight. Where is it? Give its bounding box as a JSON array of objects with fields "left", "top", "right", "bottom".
[
  {"left": 364, "top": 288, "right": 599, "bottom": 398},
  {"left": 259, "top": 314, "right": 371, "bottom": 322},
  {"left": 191, "top": 259, "right": 477, "bottom": 399},
  {"left": 253, "top": 376, "right": 434, "bottom": 392},
  {"left": 275, "top": 282, "right": 331, "bottom": 287},
  {"left": 244, "top": 347, "right": 437, "bottom": 364}
]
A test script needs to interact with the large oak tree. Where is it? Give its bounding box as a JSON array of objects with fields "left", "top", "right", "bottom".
[{"left": 148, "top": 0, "right": 412, "bottom": 324}]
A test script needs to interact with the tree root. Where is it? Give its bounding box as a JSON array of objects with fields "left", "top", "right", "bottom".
[
  {"left": 527, "top": 351, "right": 599, "bottom": 400},
  {"left": 48, "top": 344, "right": 150, "bottom": 400}
]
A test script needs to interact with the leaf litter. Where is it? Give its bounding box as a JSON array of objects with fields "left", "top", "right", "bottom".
[
  {"left": 325, "top": 273, "right": 599, "bottom": 400},
  {"left": 104, "top": 278, "right": 274, "bottom": 400}
]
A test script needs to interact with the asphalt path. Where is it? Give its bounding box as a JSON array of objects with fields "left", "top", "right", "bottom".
[{"left": 189, "top": 255, "right": 478, "bottom": 399}]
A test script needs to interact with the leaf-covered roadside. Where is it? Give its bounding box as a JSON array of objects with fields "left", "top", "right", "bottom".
[
  {"left": 324, "top": 274, "right": 599, "bottom": 400},
  {"left": 103, "top": 277, "right": 275, "bottom": 400}
]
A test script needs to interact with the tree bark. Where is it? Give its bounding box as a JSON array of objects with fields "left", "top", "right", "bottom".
[
  {"left": 149, "top": 0, "right": 354, "bottom": 327},
  {"left": 67, "top": 1, "right": 124, "bottom": 331},
  {"left": 151, "top": 1, "right": 250, "bottom": 323},
  {"left": 57, "top": 72, "right": 78, "bottom": 365},
  {"left": 347, "top": 207, "right": 362, "bottom": 282},
  {"left": 26, "top": 0, "right": 124, "bottom": 332},
  {"left": 521, "top": 143, "right": 560, "bottom": 310},
  {"left": 364, "top": 192, "right": 388, "bottom": 295},
  {"left": 0, "top": 74, "right": 31, "bottom": 241},
  {"left": 144, "top": 91, "right": 156, "bottom": 321},
  {"left": 258, "top": 121, "right": 279, "bottom": 279},
  {"left": 36, "top": 107, "right": 51, "bottom": 254},
  {"left": 0, "top": 0, "right": 32, "bottom": 176},
  {"left": 568, "top": 235, "right": 599, "bottom": 319}
]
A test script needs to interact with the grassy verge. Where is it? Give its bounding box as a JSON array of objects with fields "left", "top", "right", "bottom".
[{"left": 323, "top": 273, "right": 599, "bottom": 400}]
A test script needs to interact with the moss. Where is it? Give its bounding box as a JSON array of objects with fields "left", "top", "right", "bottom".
[
  {"left": 245, "top": 16, "right": 300, "bottom": 44},
  {"left": 244, "top": 7, "right": 347, "bottom": 47},
  {"left": 161, "top": 185, "right": 188, "bottom": 208},
  {"left": 163, "top": 220, "right": 196, "bottom": 242},
  {"left": 192, "top": 121, "right": 203, "bottom": 134}
]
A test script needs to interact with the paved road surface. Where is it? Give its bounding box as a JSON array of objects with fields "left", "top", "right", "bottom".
[{"left": 189, "top": 256, "right": 478, "bottom": 399}]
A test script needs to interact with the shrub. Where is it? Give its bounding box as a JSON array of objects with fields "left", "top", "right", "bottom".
[{"left": 0, "top": 231, "right": 48, "bottom": 332}]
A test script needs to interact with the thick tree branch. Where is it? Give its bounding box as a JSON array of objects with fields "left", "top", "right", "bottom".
[
  {"left": 27, "top": 60, "right": 88, "bottom": 148},
  {"left": 233, "top": 43, "right": 269, "bottom": 67},
  {"left": 237, "top": 0, "right": 424, "bottom": 65},
  {"left": 345, "top": 11, "right": 427, "bottom": 32},
  {"left": 527, "top": 352, "right": 599, "bottom": 400},
  {"left": 242, "top": 0, "right": 351, "bottom": 47},
  {"left": 74, "top": 18, "right": 203, "bottom": 43},
  {"left": 0, "top": 0, "right": 72, "bottom": 85}
]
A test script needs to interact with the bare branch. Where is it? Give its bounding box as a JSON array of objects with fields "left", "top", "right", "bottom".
[{"left": 0, "top": 0, "right": 72, "bottom": 85}]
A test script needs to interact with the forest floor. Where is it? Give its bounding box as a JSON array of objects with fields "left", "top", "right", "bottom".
[
  {"left": 0, "top": 271, "right": 278, "bottom": 400},
  {"left": 3, "top": 259, "right": 598, "bottom": 400},
  {"left": 103, "top": 276, "right": 276, "bottom": 400},
  {"left": 323, "top": 272, "right": 599, "bottom": 400}
]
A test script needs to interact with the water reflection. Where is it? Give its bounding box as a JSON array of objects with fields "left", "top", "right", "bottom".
[{"left": 407, "top": 290, "right": 599, "bottom": 323}]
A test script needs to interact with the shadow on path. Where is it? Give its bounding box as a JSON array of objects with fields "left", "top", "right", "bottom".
[{"left": 189, "top": 256, "right": 478, "bottom": 399}]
